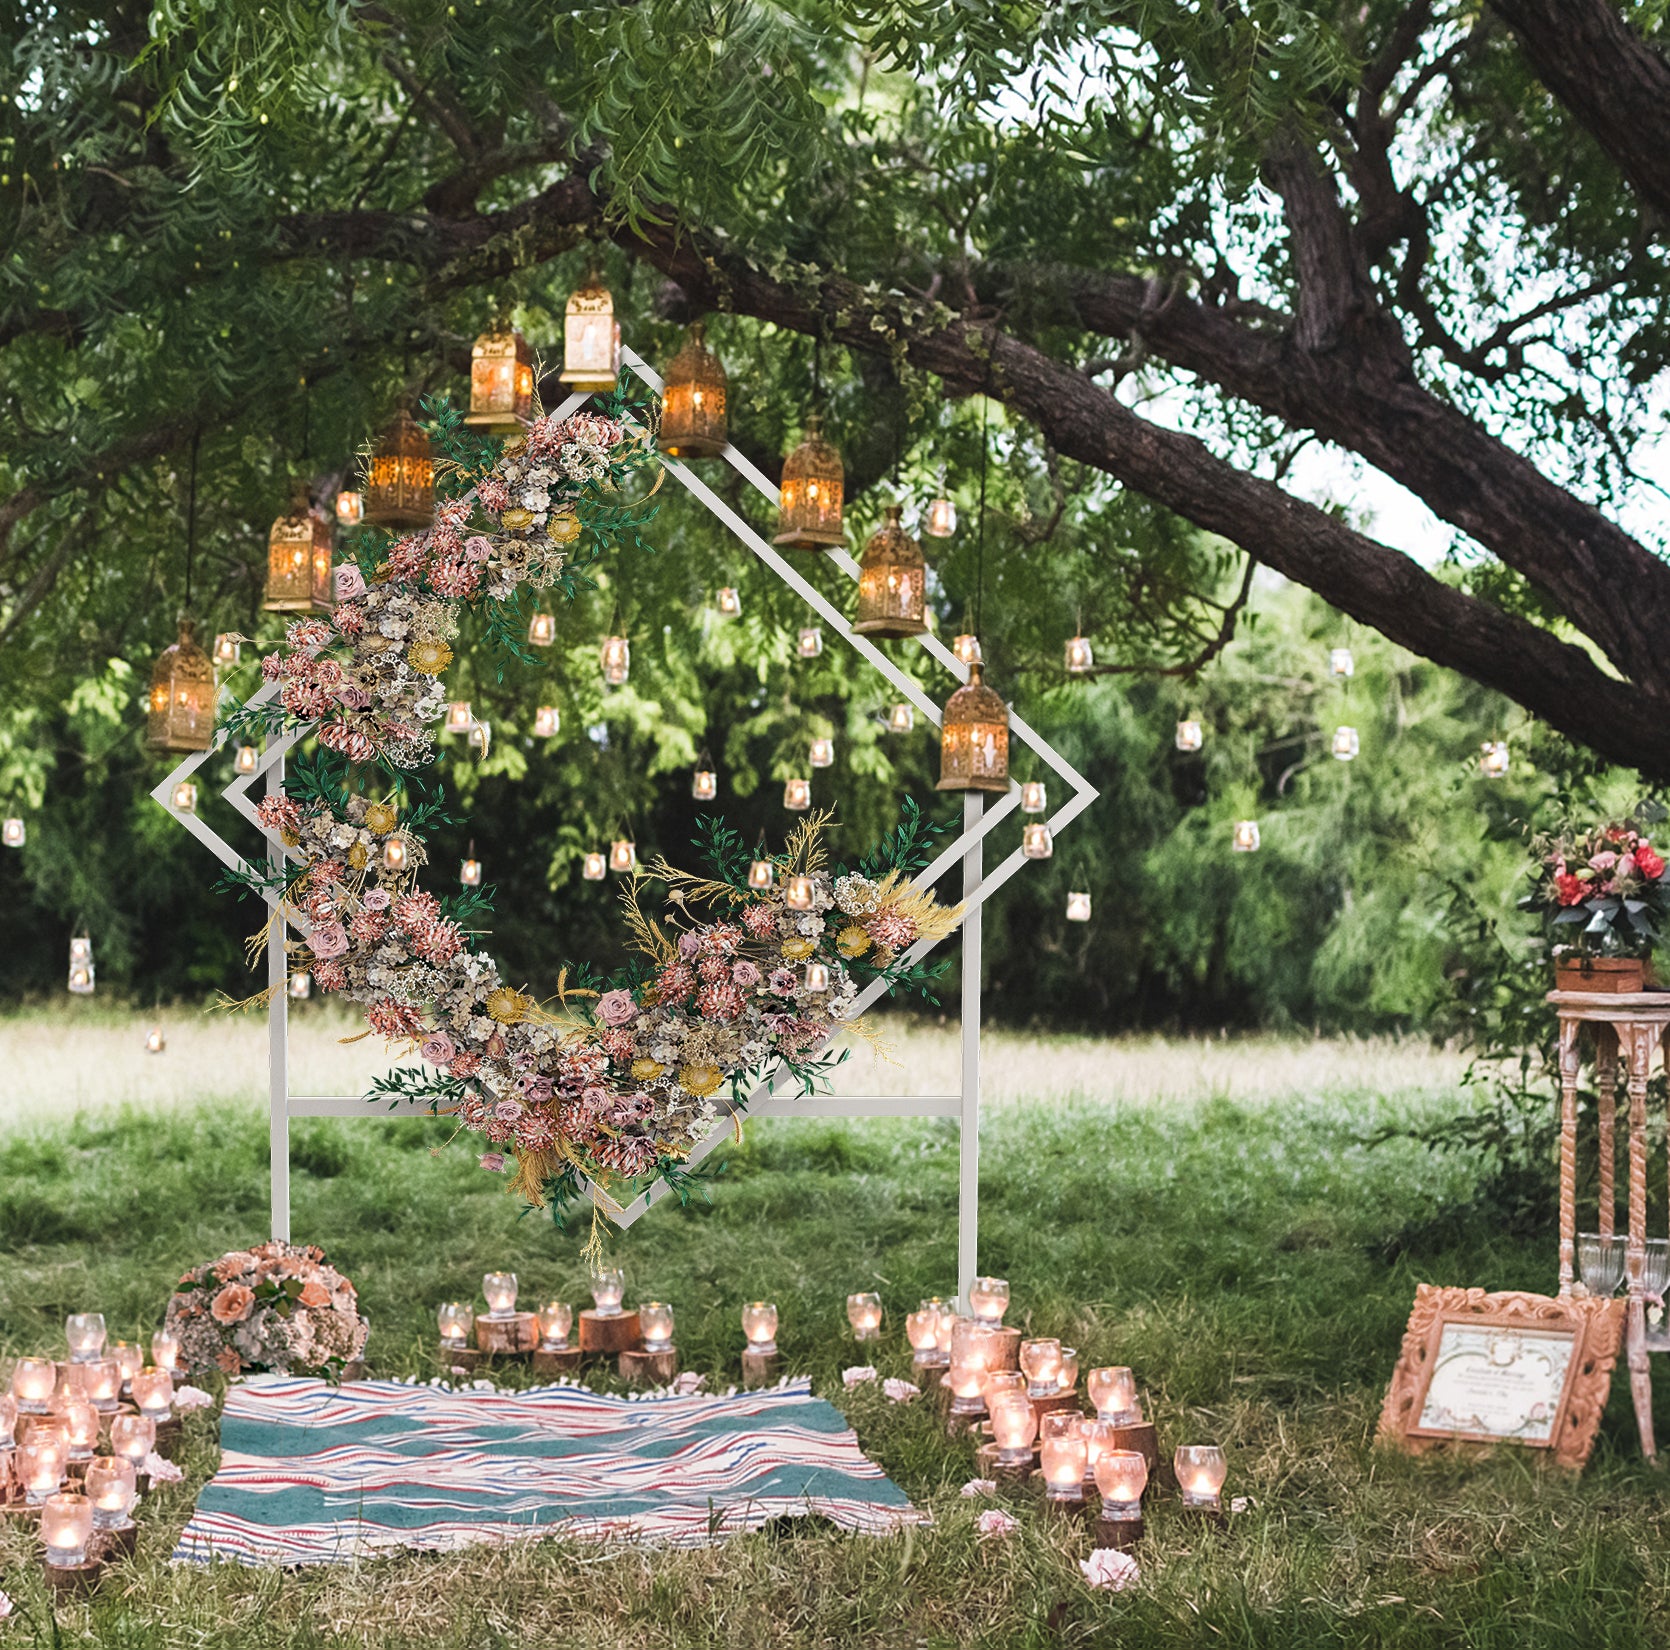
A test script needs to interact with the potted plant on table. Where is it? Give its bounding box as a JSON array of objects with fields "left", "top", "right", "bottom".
[{"left": 1525, "top": 817, "right": 1670, "bottom": 993}]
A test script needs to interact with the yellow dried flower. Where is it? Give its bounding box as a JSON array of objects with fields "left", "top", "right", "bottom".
[
  {"left": 836, "top": 925, "right": 871, "bottom": 958},
  {"left": 363, "top": 802, "right": 397, "bottom": 835},
  {"left": 407, "top": 639, "right": 453, "bottom": 675},
  {"left": 499, "top": 508, "right": 535, "bottom": 531},
  {"left": 678, "top": 1062, "right": 723, "bottom": 1098},
  {"left": 780, "top": 936, "right": 815, "bottom": 960},
  {"left": 485, "top": 987, "right": 531, "bottom": 1024},
  {"left": 279, "top": 826, "right": 301, "bottom": 847},
  {"left": 347, "top": 842, "right": 370, "bottom": 870},
  {"left": 546, "top": 512, "right": 581, "bottom": 545},
  {"left": 630, "top": 1057, "right": 666, "bottom": 1082}
]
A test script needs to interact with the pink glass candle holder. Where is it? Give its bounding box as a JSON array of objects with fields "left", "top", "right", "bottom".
[
  {"left": 150, "top": 1330, "right": 181, "bottom": 1373},
  {"left": 482, "top": 1272, "right": 518, "bottom": 1320},
  {"left": 84, "top": 1456, "right": 137, "bottom": 1530},
  {"left": 1174, "top": 1444, "right": 1228, "bottom": 1510},
  {"left": 0, "top": 1391, "right": 16, "bottom": 1445},
  {"left": 1087, "top": 1366, "right": 1140, "bottom": 1425},
  {"left": 742, "top": 1301, "right": 779, "bottom": 1357},
  {"left": 639, "top": 1302, "right": 675, "bottom": 1353},
  {"left": 53, "top": 1394, "right": 99, "bottom": 1462},
  {"left": 41, "top": 1491, "right": 94, "bottom": 1567},
  {"left": 905, "top": 1310, "right": 945, "bottom": 1369},
  {"left": 932, "top": 1309, "right": 960, "bottom": 1364},
  {"left": 110, "top": 1341, "right": 143, "bottom": 1392},
  {"left": 846, "top": 1293, "right": 882, "bottom": 1341},
  {"left": 948, "top": 1322, "right": 995, "bottom": 1417},
  {"left": 108, "top": 1413, "right": 155, "bottom": 1471},
  {"left": 1094, "top": 1449, "right": 1149, "bottom": 1518},
  {"left": 536, "top": 1301, "right": 573, "bottom": 1350},
  {"left": 65, "top": 1313, "right": 108, "bottom": 1364},
  {"left": 1078, "top": 1417, "right": 1119, "bottom": 1484},
  {"left": 968, "top": 1276, "right": 1010, "bottom": 1327},
  {"left": 590, "top": 1268, "right": 626, "bottom": 1317},
  {"left": 17, "top": 1430, "right": 68, "bottom": 1503},
  {"left": 437, "top": 1302, "right": 472, "bottom": 1348},
  {"left": 988, "top": 1394, "right": 1037, "bottom": 1466},
  {"left": 1040, "top": 1430, "right": 1089, "bottom": 1503},
  {"left": 131, "top": 1367, "right": 174, "bottom": 1424},
  {"left": 81, "top": 1359, "right": 121, "bottom": 1413},
  {"left": 12, "top": 1357, "right": 56, "bottom": 1414},
  {"left": 983, "top": 1370, "right": 1026, "bottom": 1405},
  {"left": 1018, "top": 1337, "right": 1063, "bottom": 1397},
  {"left": 1056, "top": 1346, "right": 1080, "bottom": 1392}
]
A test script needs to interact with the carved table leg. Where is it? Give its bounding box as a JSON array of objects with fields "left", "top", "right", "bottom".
[
  {"left": 1558, "top": 1017, "right": 1582, "bottom": 1297},
  {"left": 1625, "top": 1022, "right": 1656, "bottom": 1462},
  {"left": 1595, "top": 1025, "right": 1618, "bottom": 1241}
]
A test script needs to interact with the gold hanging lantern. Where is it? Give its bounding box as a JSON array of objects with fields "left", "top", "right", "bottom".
[
  {"left": 364, "top": 410, "right": 435, "bottom": 528},
  {"left": 263, "top": 492, "right": 333, "bottom": 612},
  {"left": 146, "top": 617, "right": 216, "bottom": 753},
  {"left": 775, "top": 414, "right": 845, "bottom": 549},
  {"left": 659, "top": 322, "right": 728, "bottom": 458},
  {"left": 466, "top": 327, "right": 535, "bottom": 434},
  {"left": 853, "top": 506, "right": 928, "bottom": 637},
  {"left": 936, "top": 660, "right": 1009, "bottom": 794},
  {"left": 559, "top": 277, "right": 621, "bottom": 393}
]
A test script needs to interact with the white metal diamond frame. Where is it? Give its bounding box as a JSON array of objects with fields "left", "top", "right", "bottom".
[{"left": 153, "top": 341, "right": 1098, "bottom": 1303}]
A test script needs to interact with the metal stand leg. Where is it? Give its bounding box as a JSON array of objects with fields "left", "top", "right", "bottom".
[
  {"left": 956, "top": 793, "right": 982, "bottom": 1308},
  {"left": 267, "top": 756, "right": 291, "bottom": 1244}
]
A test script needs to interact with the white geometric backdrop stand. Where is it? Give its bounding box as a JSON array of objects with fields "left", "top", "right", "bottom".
[{"left": 154, "top": 341, "right": 1098, "bottom": 1304}]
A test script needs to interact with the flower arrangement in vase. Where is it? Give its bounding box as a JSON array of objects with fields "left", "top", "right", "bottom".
[{"left": 1524, "top": 816, "right": 1669, "bottom": 993}]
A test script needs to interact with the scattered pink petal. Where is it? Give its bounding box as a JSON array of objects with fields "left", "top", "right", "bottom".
[
  {"left": 142, "top": 1451, "right": 184, "bottom": 1484},
  {"left": 0, "top": 1591, "right": 12, "bottom": 1619},
  {"left": 842, "top": 1365, "right": 878, "bottom": 1387},
  {"left": 672, "top": 1372, "right": 706, "bottom": 1396},
  {"left": 960, "top": 1478, "right": 997, "bottom": 1498},
  {"left": 1229, "top": 1495, "right": 1251, "bottom": 1514},
  {"left": 976, "top": 1508, "right": 1020, "bottom": 1539},
  {"left": 1081, "top": 1548, "right": 1140, "bottom": 1591},
  {"left": 478, "top": 1152, "right": 507, "bottom": 1173},
  {"left": 882, "top": 1378, "right": 919, "bottom": 1403},
  {"left": 174, "top": 1384, "right": 215, "bottom": 1411}
]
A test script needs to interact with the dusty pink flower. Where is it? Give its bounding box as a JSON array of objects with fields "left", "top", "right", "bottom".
[
  {"left": 464, "top": 535, "right": 494, "bottom": 562},
  {"left": 1081, "top": 1549, "right": 1140, "bottom": 1591},
  {"left": 362, "top": 888, "right": 391, "bottom": 911},
  {"left": 479, "top": 1152, "right": 507, "bottom": 1173},
  {"left": 768, "top": 968, "right": 798, "bottom": 996},
  {"left": 519, "top": 1075, "right": 554, "bottom": 1105},
  {"left": 309, "top": 921, "right": 349, "bottom": 959},
  {"left": 960, "top": 1479, "right": 997, "bottom": 1498},
  {"left": 842, "top": 1366, "right": 877, "bottom": 1387},
  {"left": 420, "top": 1033, "right": 457, "bottom": 1066},
  {"left": 977, "top": 1509, "right": 1020, "bottom": 1539},
  {"left": 597, "top": 989, "right": 638, "bottom": 1026},
  {"left": 210, "top": 1284, "right": 255, "bottom": 1324},
  {"left": 732, "top": 960, "right": 762, "bottom": 988}
]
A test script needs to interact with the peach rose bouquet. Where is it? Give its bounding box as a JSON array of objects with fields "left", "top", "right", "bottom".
[{"left": 162, "top": 1241, "right": 368, "bottom": 1377}]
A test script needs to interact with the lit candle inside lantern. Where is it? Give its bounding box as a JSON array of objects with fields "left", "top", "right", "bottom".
[
  {"left": 639, "top": 1301, "right": 675, "bottom": 1353},
  {"left": 288, "top": 970, "right": 313, "bottom": 1000},
  {"left": 846, "top": 1293, "right": 882, "bottom": 1340},
  {"left": 783, "top": 778, "right": 811, "bottom": 812},
  {"left": 17, "top": 1430, "right": 68, "bottom": 1503},
  {"left": 1175, "top": 718, "right": 1204, "bottom": 752},
  {"left": 952, "top": 634, "right": 984, "bottom": 667},
  {"left": 537, "top": 1301, "right": 573, "bottom": 1350},
  {"left": 1064, "top": 635, "right": 1094, "bottom": 674},
  {"left": 947, "top": 1320, "right": 995, "bottom": 1416},
  {"left": 235, "top": 743, "right": 259, "bottom": 774},
  {"left": 80, "top": 1360, "right": 120, "bottom": 1413},
  {"left": 1087, "top": 1366, "right": 1140, "bottom": 1425},
  {"left": 70, "top": 937, "right": 92, "bottom": 965},
  {"left": 335, "top": 490, "right": 365, "bottom": 526},
  {"left": 437, "top": 1302, "right": 472, "bottom": 1347},
  {"left": 717, "top": 587, "right": 742, "bottom": 616},
  {"left": 130, "top": 1367, "right": 173, "bottom": 1424},
  {"left": 212, "top": 632, "right": 241, "bottom": 667},
  {"left": 1018, "top": 1337, "right": 1063, "bottom": 1398},
  {"left": 742, "top": 1301, "right": 779, "bottom": 1356},
  {"left": 1021, "top": 822, "right": 1053, "bottom": 859},
  {"left": 534, "top": 705, "right": 561, "bottom": 738},
  {"left": 1329, "top": 647, "right": 1354, "bottom": 678},
  {"left": 932, "top": 1305, "right": 959, "bottom": 1362},
  {"left": 460, "top": 856, "right": 482, "bottom": 887},
  {"left": 150, "top": 1330, "right": 181, "bottom": 1373},
  {"left": 797, "top": 627, "right": 822, "bottom": 659},
  {"left": 887, "top": 703, "right": 915, "bottom": 734},
  {"left": 1094, "top": 1448, "right": 1149, "bottom": 1517},
  {"left": 905, "top": 1309, "right": 944, "bottom": 1368},
  {"left": 1481, "top": 740, "right": 1510, "bottom": 778},
  {"left": 482, "top": 1273, "right": 518, "bottom": 1320},
  {"left": 1039, "top": 1420, "right": 1088, "bottom": 1502},
  {"left": 1331, "top": 725, "right": 1359, "bottom": 762},
  {"left": 382, "top": 837, "right": 409, "bottom": 872},
  {"left": 748, "top": 856, "right": 775, "bottom": 891},
  {"left": 784, "top": 875, "right": 814, "bottom": 911},
  {"left": 40, "top": 1491, "right": 94, "bottom": 1566},
  {"left": 590, "top": 1268, "right": 626, "bottom": 1317},
  {"left": 968, "top": 1276, "right": 1009, "bottom": 1327},
  {"left": 988, "top": 1393, "right": 1037, "bottom": 1466},
  {"left": 145, "top": 1026, "right": 166, "bottom": 1054},
  {"left": 582, "top": 851, "right": 607, "bottom": 881},
  {"left": 1056, "top": 1346, "right": 1080, "bottom": 1392},
  {"left": 1065, "top": 890, "right": 1092, "bottom": 923},
  {"left": 609, "top": 839, "right": 637, "bottom": 874},
  {"left": 1231, "top": 820, "right": 1261, "bottom": 853},
  {"left": 1174, "top": 1444, "right": 1228, "bottom": 1509},
  {"left": 66, "top": 1312, "right": 107, "bottom": 1363},
  {"left": 527, "top": 611, "right": 557, "bottom": 647},
  {"left": 925, "top": 494, "right": 957, "bottom": 538},
  {"left": 468, "top": 721, "right": 490, "bottom": 752},
  {"left": 600, "top": 635, "right": 631, "bottom": 686},
  {"left": 13, "top": 1357, "right": 56, "bottom": 1413},
  {"left": 804, "top": 962, "right": 830, "bottom": 992},
  {"left": 1020, "top": 782, "right": 1047, "bottom": 814},
  {"left": 692, "top": 768, "right": 717, "bottom": 801},
  {"left": 983, "top": 1370, "right": 1026, "bottom": 1406},
  {"left": 445, "top": 701, "right": 474, "bottom": 734},
  {"left": 85, "top": 1456, "right": 137, "bottom": 1530},
  {"left": 108, "top": 1413, "right": 155, "bottom": 1472},
  {"left": 171, "top": 779, "right": 199, "bottom": 814},
  {"left": 809, "top": 737, "right": 834, "bottom": 769},
  {"left": 2, "top": 817, "right": 23, "bottom": 847},
  {"left": 110, "top": 1342, "right": 142, "bottom": 1392}
]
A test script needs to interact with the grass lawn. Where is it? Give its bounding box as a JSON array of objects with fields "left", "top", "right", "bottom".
[{"left": 1, "top": 1018, "right": 1666, "bottom": 1648}]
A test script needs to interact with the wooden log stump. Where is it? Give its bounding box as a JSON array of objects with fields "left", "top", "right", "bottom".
[
  {"left": 578, "top": 1309, "right": 641, "bottom": 1357},
  {"left": 151, "top": 1417, "right": 183, "bottom": 1455},
  {"left": 1029, "top": 1390, "right": 1083, "bottom": 1427},
  {"left": 531, "top": 1347, "right": 584, "bottom": 1378},
  {"left": 43, "top": 1559, "right": 104, "bottom": 1598},
  {"left": 1179, "top": 1504, "right": 1228, "bottom": 1529},
  {"left": 438, "top": 1345, "right": 482, "bottom": 1378},
  {"left": 982, "top": 1327, "right": 1023, "bottom": 1373},
  {"left": 619, "top": 1348, "right": 679, "bottom": 1387},
  {"left": 974, "top": 1443, "right": 1035, "bottom": 1483},
  {"left": 741, "top": 1349, "right": 781, "bottom": 1388},
  {"left": 474, "top": 1313, "right": 539, "bottom": 1357},
  {"left": 1093, "top": 1512, "right": 1144, "bottom": 1551},
  {"left": 94, "top": 1523, "right": 139, "bottom": 1563},
  {"left": 1105, "top": 1421, "right": 1162, "bottom": 1485}
]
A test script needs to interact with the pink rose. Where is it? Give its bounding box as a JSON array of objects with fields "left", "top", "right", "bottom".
[
  {"left": 769, "top": 968, "right": 798, "bottom": 995},
  {"left": 597, "top": 989, "right": 639, "bottom": 1026},
  {"left": 519, "top": 1074, "right": 554, "bottom": 1104},
  {"left": 678, "top": 930, "right": 704, "bottom": 959},
  {"left": 334, "top": 564, "right": 367, "bottom": 601},
  {"left": 420, "top": 1033, "right": 456, "bottom": 1066},
  {"left": 977, "top": 1509, "right": 1020, "bottom": 1539},
  {"left": 495, "top": 1098, "right": 525, "bottom": 1123},
  {"left": 732, "top": 960, "right": 762, "bottom": 988},
  {"left": 309, "top": 921, "right": 349, "bottom": 959},
  {"left": 362, "top": 888, "right": 391, "bottom": 911},
  {"left": 464, "top": 535, "right": 494, "bottom": 562}
]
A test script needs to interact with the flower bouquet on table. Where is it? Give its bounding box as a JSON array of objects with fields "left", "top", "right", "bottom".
[
  {"left": 163, "top": 1242, "right": 369, "bottom": 1377},
  {"left": 1524, "top": 815, "right": 1670, "bottom": 993}
]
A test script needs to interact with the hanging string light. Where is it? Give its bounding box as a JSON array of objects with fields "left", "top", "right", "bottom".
[
  {"left": 1020, "top": 781, "right": 1047, "bottom": 814},
  {"left": 853, "top": 505, "right": 928, "bottom": 637},
  {"left": 2, "top": 818, "right": 24, "bottom": 848},
  {"left": 364, "top": 409, "right": 435, "bottom": 528},
  {"left": 809, "top": 736, "right": 835, "bottom": 769},
  {"left": 559, "top": 271, "right": 621, "bottom": 393},
  {"left": 1481, "top": 740, "right": 1510, "bottom": 778},
  {"left": 211, "top": 633, "right": 240, "bottom": 668},
  {"left": 888, "top": 703, "right": 915, "bottom": 734},
  {"left": 659, "top": 322, "right": 729, "bottom": 458},
  {"left": 466, "top": 323, "right": 535, "bottom": 435},
  {"left": 460, "top": 842, "right": 483, "bottom": 887},
  {"left": 775, "top": 412, "right": 845, "bottom": 549},
  {"left": 534, "top": 706, "right": 561, "bottom": 738},
  {"left": 1232, "top": 821, "right": 1261, "bottom": 853},
  {"left": 582, "top": 851, "right": 607, "bottom": 881},
  {"left": 1175, "top": 719, "right": 1204, "bottom": 753},
  {"left": 1331, "top": 726, "right": 1359, "bottom": 762},
  {"left": 1065, "top": 890, "right": 1092, "bottom": 923},
  {"left": 716, "top": 587, "right": 742, "bottom": 618}
]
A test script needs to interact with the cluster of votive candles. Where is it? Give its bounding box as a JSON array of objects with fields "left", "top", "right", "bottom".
[
  {"left": 437, "top": 1271, "right": 677, "bottom": 1353},
  {"left": 4, "top": 1315, "right": 181, "bottom": 1566}
]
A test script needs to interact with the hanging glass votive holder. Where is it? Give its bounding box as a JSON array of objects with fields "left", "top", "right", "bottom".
[
  {"left": 1066, "top": 890, "right": 1092, "bottom": 923},
  {"left": 460, "top": 855, "right": 482, "bottom": 888},
  {"left": 1175, "top": 719, "right": 1204, "bottom": 752},
  {"left": 235, "top": 744, "right": 259, "bottom": 774},
  {"left": 1020, "top": 781, "right": 1047, "bottom": 814},
  {"left": 1022, "top": 822, "right": 1054, "bottom": 859},
  {"left": 783, "top": 778, "right": 812, "bottom": 812},
  {"left": 334, "top": 490, "right": 364, "bottom": 527},
  {"left": 925, "top": 491, "right": 957, "bottom": 538},
  {"left": 692, "top": 766, "right": 717, "bottom": 801},
  {"left": 1064, "top": 635, "right": 1094, "bottom": 674},
  {"left": 809, "top": 737, "right": 834, "bottom": 769},
  {"left": 609, "top": 838, "right": 637, "bottom": 874},
  {"left": 534, "top": 706, "right": 560, "bottom": 738},
  {"left": 170, "top": 780, "right": 198, "bottom": 815},
  {"left": 1481, "top": 740, "right": 1510, "bottom": 778},
  {"left": 785, "top": 875, "right": 814, "bottom": 910},
  {"left": 145, "top": 1026, "right": 165, "bottom": 1054},
  {"left": 467, "top": 721, "right": 490, "bottom": 753},
  {"left": 528, "top": 611, "right": 557, "bottom": 647},
  {"left": 382, "top": 836, "right": 410, "bottom": 872},
  {"left": 953, "top": 634, "right": 982, "bottom": 666},
  {"left": 1329, "top": 647, "right": 1355, "bottom": 678},
  {"left": 288, "top": 971, "right": 312, "bottom": 999},
  {"left": 582, "top": 851, "right": 607, "bottom": 881},
  {"left": 2, "top": 817, "right": 23, "bottom": 847},
  {"left": 797, "top": 627, "right": 823, "bottom": 659},
  {"left": 887, "top": 703, "right": 915, "bottom": 734},
  {"left": 1232, "top": 820, "right": 1261, "bottom": 853},
  {"left": 601, "top": 635, "right": 631, "bottom": 686},
  {"left": 804, "top": 962, "right": 830, "bottom": 992},
  {"left": 748, "top": 857, "right": 775, "bottom": 891},
  {"left": 716, "top": 587, "right": 742, "bottom": 617},
  {"left": 1331, "top": 725, "right": 1359, "bottom": 761},
  {"left": 212, "top": 632, "right": 240, "bottom": 668},
  {"left": 445, "top": 702, "right": 474, "bottom": 735}
]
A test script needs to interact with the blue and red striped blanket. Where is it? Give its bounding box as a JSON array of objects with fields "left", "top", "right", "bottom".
[{"left": 171, "top": 1375, "right": 921, "bottom": 1565}]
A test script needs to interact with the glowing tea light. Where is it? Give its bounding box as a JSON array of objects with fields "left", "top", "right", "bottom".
[
  {"left": 110, "top": 1342, "right": 142, "bottom": 1391},
  {"left": 40, "top": 1491, "right": 94, "bottom": 1567},
  {"left": 784, "top": 874, "right": 814, "bottom": 910},
  {"left": 69, "top": 936, "right": 92, "bottom": 966},
  {"left": 1175, "top": 719, "right": 1204, "bottom": 752},
  {"left": 931, "top": 1305, "right": 959, "bottom": 1362},
  {"left": 437, "top": 1302, "right": 472, "bottom": 1348},
  {"left": 1174, "top": 1443, "right": 1228, "bottom": 1510},
  {"left": 1040, "top": 1424, "right": 1089, "bottom": 1503},
  {"left": 235, "top": 743, "right": 259, "bottom": 774},
  {"left": 146, "top": 1026, "right": 166, "bottom": 1054},
  {"left": 905, "top": 1309, "right": 944, "bottom": 1368},
  {"left": 1065, "top": 890, "right": 1092, "bottom": 923},
  {"left": 609, "top": 838, "right": 637, "bottom": 874},
  {"left": 716, "top": 587, "right": 742, "bottom": 617},
  {"left": 1087, "top": 1366, "right": 1140, "bottom": 1425},
  {"left": 797, "top": 627, "right": 823, "bottom": 659},
  {"left": 887, "top": 703, "right": 915, "bottom": 734},
  {"left": 1078, "top": 1417, "right": 1119, "bottom": 1482},
  {"left": 590, "top": 1268, "right": 626, "bottom": 1317},
  {"left": 2, "top": 817, "right": 23, "bottom": 847},
  {"left": 527, "top": 611, "right": 557, "bottom": 647},
  {"left": 1021, "top": 822, "right": 1053, "bottom": 859},
  {"left": 742, "top": 1301, "right": 779, "bottom": 1356},
  {"left": 1064, "top": 634, "right": 1094, "bottom": 675},
  {"left": 988, "top": 1394, "right": 1037, "bottom": 1466},
  {"left": 1020, "top": 782, "right": 1047, "bottom": 814},
  {"left": 17, "top": 1430, "right": 68, "bottom": 1502},
  {"left": 482, "top": 1272, "right": 518, "bottom": 1320},
  {"left": 80, "top": 1360, "right": 121, "bottom": 1413},
  {"left": 445, "top": 701, "right": 474, "bottom": 735},
  {"left": 170, "top": 779, "right": 199, "bottom": 814},
  {"left": 1481, "top": 740, "right": 1510, "bottom": 778},
  {"left": 748, "top": 856, "right": 775, "bottom": 891},
  {"left": 692, "top": 767, "right": 717, "bottom": 801},
  {"left": 66, "top": 1312, "right": 108, "bottom": 1363},
  {"left": 85, "top": 1456, "right": 138, "bottom": 1530},
  {"left": 150, "top": 1330, "right": 181, "bottom": 1373},
  {"left": 288, "top": 971, "right": 313, "bottom": 1000},
  {"left": 968, "top": 1277, "right": 1009, "bottom": 1327},
  {"left": 536, "top": 1301, "right": 574, "bottom": 1350},
  {"left": 639, "top": 1302, "right": 675, "bottom": 1353},
  {"left": 846, "top": 1293, "right": 882, "bottom": 1341},
  {"left": 1331, "top": 725, "right": 1359, "bottom": 762},
  {"left": 1231, "top": 820, "right": 1260, "bottom": 853},
  {"left": 809, "top": 737, "right": 835, "bottom": 769},
  {"left": 600, "top": 634, "right": 631, "bottom": 686},
  {"left": 1018, "top": 1337, "right": 1063, "bottom": 1398},
  {"left": 1056, "top": 1346, "right": 1080, "bottom": 1392},
  {"left": 582, "top": 851, "right": 607, "bottom": 881},
  {"left": 13, "top": 1357, "right": 56, "bottom": 1414},
  {"left": 460, "top": 856, "right": 482, "bottom": 888},
  {"left": 131, "top": 1367, "right": 174, "bottom": 1424},
  {"left": 382, "top": 837, "right": 410, "bottom": 872},
  {"left": 953, "top": 634, "right": 982, "bottom": 666},
  {"left": 948, "top": 1320, "right": 995, "bottom": 1416},
  {"left": 983, "top": 1370, "right": 1026, "bottom": 1406},
  {"left": 534, "top": 705, "right": 561, "bottom": 738},
  {"left": 804, "top": 961, "right": 830, "bottom": 992},
  {"left": 1094, "top": 1448, "right": 1149, "bottom": 1518},
  {"left": 783, "top": 777, "right": 811, "bottom": 812},
  {"left": 108, "top": 1413, "right": 154, "bottom": 1471},
  {"left": 212, "top": 631, "right": 241, "bottom": 667},
  {"left": 335, "top": 490, "right": 365, "bottom": 526},
  {"left": 925, "top": 493, "right": 957, "bottom": 538},
  {"left": 1329, "top": 647, "right": 1355, "bottom": 678}
]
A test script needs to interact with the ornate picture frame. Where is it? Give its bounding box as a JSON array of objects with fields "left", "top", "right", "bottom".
[{"left": 1377, "top": 1285, "right": 1624, "bottom": 1471}]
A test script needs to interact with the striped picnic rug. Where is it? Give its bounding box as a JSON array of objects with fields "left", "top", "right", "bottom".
[{"left": 170, "top": 1375, "right": 922, "bottom": 1565}]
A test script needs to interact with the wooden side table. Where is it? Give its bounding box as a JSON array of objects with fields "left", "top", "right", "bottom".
[{"left": 1550, "top": 989, "right": 1670, "bottom": 1460}]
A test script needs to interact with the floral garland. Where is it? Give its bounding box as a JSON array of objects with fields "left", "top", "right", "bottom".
[{"left": 230, "top": 399, "right": 959, "bottom": 1218}]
